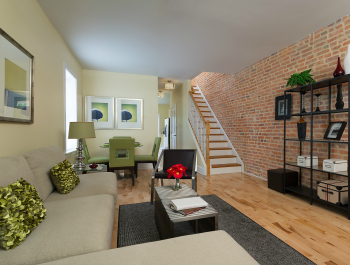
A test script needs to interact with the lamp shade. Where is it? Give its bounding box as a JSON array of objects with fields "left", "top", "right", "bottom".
[{"left": 68, "top": 122, "right": 96, "bottom": 139}]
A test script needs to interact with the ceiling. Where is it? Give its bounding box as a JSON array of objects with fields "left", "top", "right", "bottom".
[{"left": 37, "top": 0, "right": 350, "bottom": 83}]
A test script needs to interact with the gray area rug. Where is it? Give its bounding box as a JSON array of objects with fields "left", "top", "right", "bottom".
[{"left": 118, "top": 194, "right": 315, "bottom": 265}]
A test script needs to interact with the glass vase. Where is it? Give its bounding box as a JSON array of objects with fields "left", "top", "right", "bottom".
[{"left": 173, "top": 179, "right": 182, "bottom": 191}]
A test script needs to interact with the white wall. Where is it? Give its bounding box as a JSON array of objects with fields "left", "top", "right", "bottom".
[
  {"left": 170, "top": 80, "right": 204, "bottom": 167},
  {"left": 83, "top": 70, "right": 158, "bottom": 159},
  {"left": 0, "top": 0, "right": 83, "bottom": 157}
]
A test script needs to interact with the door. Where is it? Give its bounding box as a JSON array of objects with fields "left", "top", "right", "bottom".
[
  {"left": 170, "top": 104, "right": 176, "bottom": 149},
  {"left": 164, "top": 118, "right": 169, "bottom": 149}
]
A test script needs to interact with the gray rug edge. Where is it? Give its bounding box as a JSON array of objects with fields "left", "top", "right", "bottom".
[{"left": 117, "top": 194, "right": 316, "bottom": 265}]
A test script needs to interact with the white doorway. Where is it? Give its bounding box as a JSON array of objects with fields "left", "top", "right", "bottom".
[
  {"left": 158, "top": 114, "right": 160, "bottom": 137},
  {"left": 170, "top": 104, "right": 176, "bottom": 149}
]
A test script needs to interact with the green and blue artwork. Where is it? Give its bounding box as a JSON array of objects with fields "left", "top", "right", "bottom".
[
  {"left": 121, "top": 104, "right": 137, "bottom": 122},
  {"left": 91, "top": 102, "right": 108, "bottom": 122}
]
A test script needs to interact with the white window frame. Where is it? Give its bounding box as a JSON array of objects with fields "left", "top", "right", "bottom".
[{"left": 64, "top": 64, "right": 78, "bottom": 154}]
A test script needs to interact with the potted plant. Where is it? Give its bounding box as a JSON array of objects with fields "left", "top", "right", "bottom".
[{"left": 285, "top": 69, "right": 316, "bottom": 88}]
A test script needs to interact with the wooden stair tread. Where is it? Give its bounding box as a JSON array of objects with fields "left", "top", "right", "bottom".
[
  {"left": 208, "top": 121, "right": 217, "bottom": 123},
  {"left": 201, "top": 110, "right": 211, "bottom": 112},
  {"left": 193, "top": 93, "right": 201, "bottom": 95},
  {"left": 211, "top": 163, "right": 241, "bottom": 168},
  {"left": 209, "top": 140, "right": 228, "bottom": 143},
  {"left": 196, "top": 101, "right": 206, "bottom": 103},
  {"left": 210, "top": 155, "right": 236, "bottom": 159},
  {"left": 210, "top": 133, "right": 224, "bottom": 135},
  {"left": 209, "top": 147, "right": 231, "bottom": 150},
  {"left": 210, "top": 127, "right": 220, "bottom": 129},
  {"left": 203, "top": 115, "right": 214, "bottom": 117}
]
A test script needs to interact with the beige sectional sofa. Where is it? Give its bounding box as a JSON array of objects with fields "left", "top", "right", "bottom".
[
  {"left": 0, "top": 145, "right": 258, "bottom": 265},
  {"left": 0, "top": 146, "right": 117, "bottom": 265}
]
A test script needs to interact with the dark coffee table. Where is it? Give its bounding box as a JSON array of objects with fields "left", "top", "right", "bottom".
[{"left": 154, "top": 184, "right": 218, "bottom": 239}]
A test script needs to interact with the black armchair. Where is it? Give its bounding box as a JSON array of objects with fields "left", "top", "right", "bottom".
[{"left": 151, "top": 149, "right": 197, "bottom": 204}]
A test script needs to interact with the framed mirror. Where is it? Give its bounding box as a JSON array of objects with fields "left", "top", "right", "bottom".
[{"left": 0, "top": 28, "right": 34, "bottom": 123}]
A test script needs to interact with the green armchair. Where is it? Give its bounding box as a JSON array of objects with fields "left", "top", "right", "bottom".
[
  {"left": 109, "top": 138, "right": 136, "bottom": 185},
  {"left": 134, "top": 137, "right": 161, "bottom": 178},
  {"left": 113, "top": 136, "right": 131, "bottom": 138},
  {"left": 82, "top": 139, "right": 109, "bottom": 170}
]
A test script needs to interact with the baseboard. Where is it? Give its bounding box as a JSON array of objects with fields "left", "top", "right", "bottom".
[
  {"left": 138, "top": 163, "right": 153, "bottom": 169},
  {"left": 244, "top": 172, "right": 267, "bottom": 181},
  {"left": 197, "top": 166, "right": 206, "bottom": 176}
]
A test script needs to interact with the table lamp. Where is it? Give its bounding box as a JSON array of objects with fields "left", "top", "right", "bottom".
[{"left": 68, "top": 122, "right": 96, "bottom": 170}]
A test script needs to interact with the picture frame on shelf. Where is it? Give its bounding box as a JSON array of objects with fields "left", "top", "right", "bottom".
[
  {"left": 116, "top": 98, "right": 143, "bottom": 130},
  {"left": 0, "top": 28, "right": 34, "bottom": 124},
  {"left": 85, "top": 96, "right": 114, "bottom": 129},
  {"left": 324, "top": 121, "right": 347, "bottom": 140},
  {"left": 275, "top": 94, "right": 291, "bottom": 120}
]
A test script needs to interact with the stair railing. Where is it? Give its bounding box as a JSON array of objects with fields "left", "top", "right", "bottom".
[{"left": 189, "top": 90, "right": 210, "bottom": 175}]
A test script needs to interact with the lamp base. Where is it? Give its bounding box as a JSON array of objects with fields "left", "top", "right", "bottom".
[{"left": 73, "top": 138, "right": 85, "bottom": 170}]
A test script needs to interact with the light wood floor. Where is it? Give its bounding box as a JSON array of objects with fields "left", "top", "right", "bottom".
[{"left": 110, "top": 169, "right": 350, "bottom": 265}]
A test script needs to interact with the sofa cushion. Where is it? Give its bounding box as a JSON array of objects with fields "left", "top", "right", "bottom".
[
  {"left": 23, "top": 146, "right": 66, "bottom": 201},
  {"left": 0, "top": 155, "right": 38, "bottom": 189},
  {"left": 39, "top": 230, "right": 259, "bottom": 265},
  {"left": 0, "top": 178, "right": 46, "bottom": 250},
  {"left": 0, "top": 194, "right": 115, "bottom": 265},
  {"left": 45, "top": 172, "right": 117, "bottom": 204},
  {"left": 50, "top": 160, "right": 80, "bottom": 194}
]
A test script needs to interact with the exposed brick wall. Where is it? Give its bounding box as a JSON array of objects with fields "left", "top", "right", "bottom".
[{"left": 192, "top": 15, "right": 350, "bottom": 187}]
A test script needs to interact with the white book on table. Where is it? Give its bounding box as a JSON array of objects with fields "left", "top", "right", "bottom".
[{"left": 171, "top": 197, "right": 208, "bottom": 210}]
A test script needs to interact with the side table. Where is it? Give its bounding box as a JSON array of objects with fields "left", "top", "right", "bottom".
[
  {"left": 74, "top": 164, "right": 105, "bottom": 174},
  {"left": 154, "top": 185, "right": 218, "bottom": 239}
]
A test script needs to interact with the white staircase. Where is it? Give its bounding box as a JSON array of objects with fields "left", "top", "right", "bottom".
[{"left": 189, "top": 86, "right": 243, "bottom": 175}]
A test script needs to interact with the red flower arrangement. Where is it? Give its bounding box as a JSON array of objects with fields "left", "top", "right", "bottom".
[{"left": 167, "top": 164, "right": 187, "bottom": 179}]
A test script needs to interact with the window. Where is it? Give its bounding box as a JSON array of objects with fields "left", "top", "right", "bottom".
[{"left": 65, "top": 67, "right": 77, "bottom": 153}]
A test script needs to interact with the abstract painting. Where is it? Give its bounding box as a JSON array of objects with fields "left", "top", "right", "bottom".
[
  {"left": 121, "top": 104, "right": 137, "bottom": 122},
  {"left": 91, "top": 102, "right": 108, "bottom": 122},
  {"left": 85, "top": 96, "right": 114, "bottom": 129},
  {"left": 116, "top": 98, "right": 143, "bottom": 129}
]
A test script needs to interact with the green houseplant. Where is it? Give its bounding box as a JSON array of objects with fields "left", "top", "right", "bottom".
[{"left": 285, "top": 69, "right": 316, "bottom": 88}]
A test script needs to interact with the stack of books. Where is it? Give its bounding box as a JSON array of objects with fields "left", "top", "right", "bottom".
[{"left": 170, "top": 197, "right": 208, "bottom": 216}]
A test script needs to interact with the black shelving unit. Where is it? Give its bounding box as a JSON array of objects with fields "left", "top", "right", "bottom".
[{"left": 283, "top": 74, "right": 350, "bottom": 219}]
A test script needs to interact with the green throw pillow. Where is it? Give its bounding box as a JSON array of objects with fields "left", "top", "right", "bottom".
[
  {"left": 50, "top": 160, "right": 80, "bottom": 194},
  {"left": 0, "top": 178, "right": 47, "bottom": 250}
]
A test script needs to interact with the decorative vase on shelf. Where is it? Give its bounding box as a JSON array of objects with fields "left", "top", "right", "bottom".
[
  {"left": 332, "top": 57, "right": 345, "bottom": 109},
  {"left": 345, "top": 44, "right": 350, "bottom": 75},
  {"left": 301, "top": 91, "right": 307, "bottom": 113},
  {"left": 315, "top": 94, "right": 322, "bottom": 111},
  {"left": 335, "top": 84, "right": 344, "bottom": 109},
  {"left": 297, "top": 117, "right": 307, "bottom": 140},
  {"left": 333, "top": 57, "right": 345, "bottom": 77}
]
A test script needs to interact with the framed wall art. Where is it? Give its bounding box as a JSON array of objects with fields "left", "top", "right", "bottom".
[
  {"left": 324, "top": 121, "right": 347, "bottom": 140},
  {"left": 116, "top": 98, "right": 143, "bottom": 129},
  {"left": 85, "top": 96, "right": 114, "bottom": 129},
  {"left": 275, "top": 94, "right": 291, "bottom": 120},
  {"left": 0, "top": 28, "right": 34, "bottom": 123}
]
